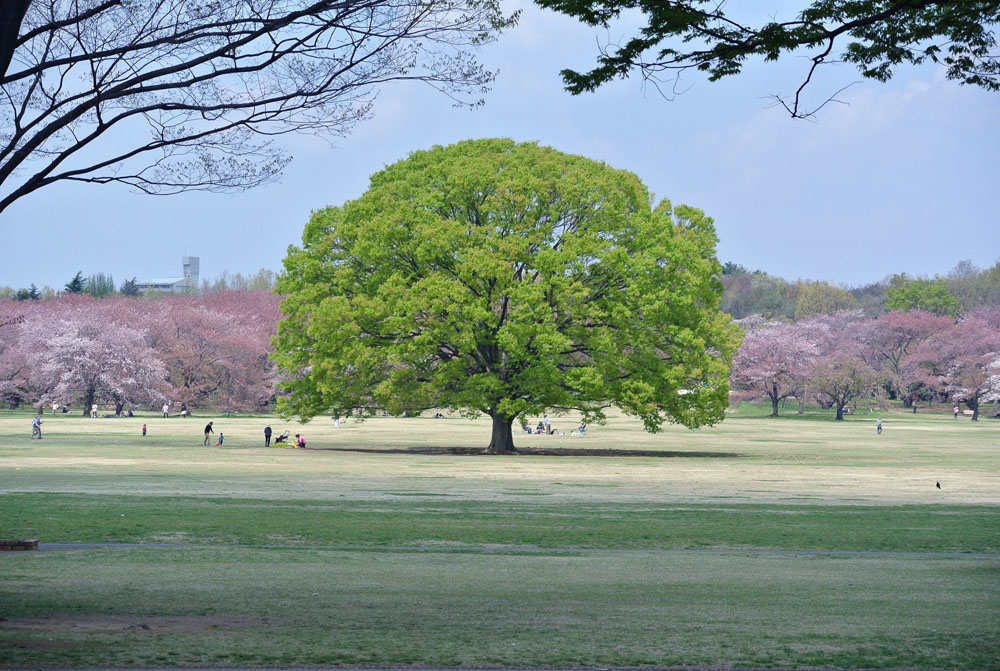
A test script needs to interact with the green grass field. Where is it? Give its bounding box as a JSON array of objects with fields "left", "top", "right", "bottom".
[{"left": 1, "top": 406, "right": 998, "bottom": 669}]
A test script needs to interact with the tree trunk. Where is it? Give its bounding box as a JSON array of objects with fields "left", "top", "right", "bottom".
[
  {"left": 835, "top": 402, "right": 844, "bottom": 420},
  {"left": 485, "top": 412, "right": 516, "bottom": 454},
  {"left": 82, "top": 386, "right": 95, "bottom": 416},
  {"left": 769, "top": 384, "right": 779, "bottom": 417},
  {"left": 968, "top": 399, "right": 979, "bottom": 421},
  {"left": 114, "top": 401, "right": 125, "bottom": 416},
  {"left": 797, "top": 400, "right": 804, "bottom": 414}
]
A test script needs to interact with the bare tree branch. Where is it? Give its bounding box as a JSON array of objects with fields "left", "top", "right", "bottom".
[{"left": 0, "top": 0, "right": 515, "bottom": 214}]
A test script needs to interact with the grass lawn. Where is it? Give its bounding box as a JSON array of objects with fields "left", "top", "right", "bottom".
[{"left": 1, "top": 407, "right": 998, "bottom": 669}]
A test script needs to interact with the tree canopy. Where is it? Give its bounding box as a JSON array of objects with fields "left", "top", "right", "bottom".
[
  {"left": 0, "top": 0, "right": 512, "bottom": 214},
  {"left": 534, "top": 0, "right": 1000, "bottom": 118},
  {"left": 886, "top": 278, "right": 961, "bottom": 316},
  {"left": 274, "top": 138, "right": 741, "bottom": 453}
]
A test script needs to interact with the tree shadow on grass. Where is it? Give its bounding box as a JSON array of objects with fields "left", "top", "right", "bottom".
[{"left": 312, "top": 446, "right": 743, "bottom": 458}]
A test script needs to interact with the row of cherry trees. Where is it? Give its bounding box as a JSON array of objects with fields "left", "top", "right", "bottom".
[
  {"left": 731, "top": 308, "right": 1000, "bottom": 420},
  {"left": 0, "top": 293, "right": 282, "bottom": 415}
]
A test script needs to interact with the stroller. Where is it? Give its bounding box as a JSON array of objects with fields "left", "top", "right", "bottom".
[{"left": 272, "top": 431, "right": 292, "bottom": 447}]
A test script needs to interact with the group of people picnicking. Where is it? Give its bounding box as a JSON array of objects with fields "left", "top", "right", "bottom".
[{"left": 521, "top": 414, "right": 587, "bottom": 436}]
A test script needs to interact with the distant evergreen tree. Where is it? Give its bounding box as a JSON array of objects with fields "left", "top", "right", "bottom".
[
  {"left": 120, "top": 277, "right": 140, "bottom": 296},
  {"left": 64, "top": 271, "right": 85, "bottom": 294},
  {"left": 15, "top": 284, "right": 39, "bottom": 300}
]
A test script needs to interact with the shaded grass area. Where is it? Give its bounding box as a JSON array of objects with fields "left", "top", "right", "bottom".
[
  {"left": 3, "top": 493, "right": 998, "bottom": 554},
  {"left": 2, "top": 547, "right": 997, "bottom": 669}
]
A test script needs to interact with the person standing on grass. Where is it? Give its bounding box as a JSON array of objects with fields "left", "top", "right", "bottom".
[
  {"left": 953, "top": 405, "right": 960, "bottom": 419},
  {"left": 142, "top": 424, "right": 147, "bottom": 437},
  {"left": 543, "top": 414, "right": 551, "bottom": 435},
  {"left": 264, "top": 424, "right": 272, "bottom": 447},
  {"left": 31, "top": 414, "right": 42, "bottom": 439},
  {"left": 876, "top": 418, "right": 882, "bottom": 435},
  {"left": 203, "top": 421, "right": 214, "bottom": 445},
  {"left": 162, "top": 402, "right": 169, "bottom": 418}
]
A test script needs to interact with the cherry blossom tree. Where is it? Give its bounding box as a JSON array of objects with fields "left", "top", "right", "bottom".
[
  {"left": 858, "top": 310, "right": 953, "bottom": 407},
  {"left": 0, "top": 301, "right": 31, "bottom": 407},
  {"left": 800, "top": 311, "right": 884, "bottom": 420},
  {"left": 808, "top": 353, "right": 885, "bottom": 420},
  {"left": 21, "top": 309, "right": 167, "bottom": 415},
  {"left": 145, "top": 292, "right": 282, "bottom": 411},
  {"left": 913, "top": 306, "right": 1000, "bottom": 420},
  {"left": 731, "top": 322, "right": 817, "bottom": 416}
]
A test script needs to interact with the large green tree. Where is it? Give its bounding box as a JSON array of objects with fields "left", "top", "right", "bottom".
[
  {"left": 885, "top": 277, "right": 960, "bottom": 316},
  {"left": 274, "top": 138, "right": 741, "bottom": 453},
  {"left": 535, "top": 0, "right": 1000, "bottom": 118}
]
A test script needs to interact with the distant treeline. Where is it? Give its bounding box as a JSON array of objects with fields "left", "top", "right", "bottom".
[
  {"left": 2, "top": 268, "right": 278, "bottom": 300},
  {"left": 721, "top": 259, "right": 1000, "bottom": 320}
]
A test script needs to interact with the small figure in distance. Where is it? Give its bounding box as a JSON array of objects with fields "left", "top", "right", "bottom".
[
  {"left": 142, "top": 423, "right": 147, "bottom": 437},
  {"left": 203, "top": 421, "right": 214, "bottom": 445},
  {"left": 876, "top": 418, "right": 882, "bottom": 435},
  {"left": 264, "top": 424, "right": 272, "bottom": 447},
  {"left": 31, "top": 414, "right": 42, "bottom": 439},
  {"left": 295, "top": 433, "right": 306, "bottom": 448},
  {"left": 936, "top": 482, "right": 941, "bottom": 489},
  {"left": 215, "top": 432, "right": 224, "bottom": 446}
]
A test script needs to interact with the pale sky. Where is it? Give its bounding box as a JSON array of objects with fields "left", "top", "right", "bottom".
[{"left": 3, "top": 1, "right": 998, "bottom": 291}]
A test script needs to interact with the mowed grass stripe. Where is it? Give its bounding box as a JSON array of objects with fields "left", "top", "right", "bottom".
[
  {"left": 2, "top": 546, "right": 997, "bottom": 669},
  {"left": 3, "top": 493, "right": 997, "bottom": 553}
]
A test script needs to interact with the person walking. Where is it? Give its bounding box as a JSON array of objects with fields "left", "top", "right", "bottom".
[
  {"left": 203, "top": 421, "right": 214, "bottom": 445},
  {"left": 31, "top": 414, "right": 42, "bottom": 439},
  {"left": 876, "top": 418, "right": 882, "bottom": 435},
  {"left": 264, "top": 424, "right": 272, "bottom": 447}
]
